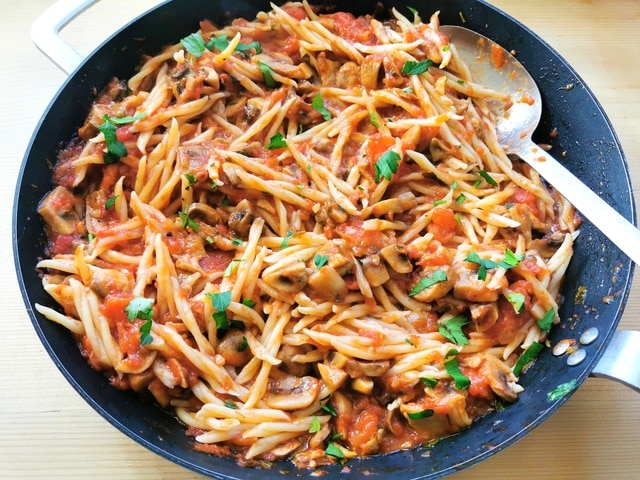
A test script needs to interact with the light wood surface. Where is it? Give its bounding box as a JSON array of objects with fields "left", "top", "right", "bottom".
[{"left": 1, "top": 1, "right": 638, "bottom": 478}]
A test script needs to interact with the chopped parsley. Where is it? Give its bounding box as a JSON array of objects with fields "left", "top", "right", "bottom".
[
  {"left": 369, "top": 111, "right": 381, "bottom": 128},
  {"left": 184, "top": 173, "right": 198, "bottom": 189},
  {"left": 401, "top": 59, "right": 434, "bottom": 75},
  {"left": 513, "top": 342, "right": 544, "bottom": 376},
  {"left": 105, "top": 195, "right": 119, "bottom": 210},
  {"left": 537, "top": 308, "right": 555, "bottom": 333},
  {"left": 478, "top": 170, "right": 498, "bottom": 187},
  {"left": 179, "top": 204, "right": 199, "bottom": 232},
  {"left": 224, "top": 400, "right": 239, "bottom": 409},
  {"left": 266, "top": 132, "right": 287, "bottom": 150},
  {"left": 507, "top": 291, "right": 526, "bottom": 313},
  {"left": 547, "top": 379, "right": 577, "bottom": 402},
  {"left": 242, "top": 298, "right": 257, "bottom": 308},
  {"left": 257, "top": 61, "right": 277, "bottom": 88},
  {"left": 124, "top": 297, "right": 155, "bottom": 346},
  {"left": 406, "top": 409, "right": 434, "bottom": 420},
  {"left": 181, "top": 32, "right": 207, "bottom": 57},
  {"left": 444, "top": 356, "right": 471, "bottom": 390},
  {"left": 420, "top": 377, "right": 438, "bottom": 388},
  {"left": 464, "top": 249, "right": 524, "bottom": 280},
  {"left": 309, "top": 416, "right": 321, "bottom": 433},
  {"left": 312, "top": 93, "right": 332, "bottom": 121},
  {"left": 439, "top": 315, "right": 470, "bottom": 346},
  {"left": 206, "top": 291, "right": 232, "bottom": 330},
  {"left": 325, "top": 442, "right": 345, "bottom": 459},
  {"left": 374, "top": 150, "right": 401, "bottom": 183},
  {"left": 321, "top": 403, "right": 337, "bottom": 416},
  {"left": 223, "top": 258, "right": 244, "bottom": 277},
  {"left": 236, "top": 336, "right": 249, "bottom": 352},
  {"left": 280, "top": 229, "right": 294, "bottom": 249},
  {"left": 409, "top": 269, "right": 447, "bottom": 297},
  {"left": 97, "top": 114, "right": 143, "bottom": 164},
  {"left": 314, "top": 254, "right": 330, "bottom": 269}
]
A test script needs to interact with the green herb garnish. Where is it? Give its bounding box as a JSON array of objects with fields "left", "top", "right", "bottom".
[
  {"left": 374, "top": 150, "right": 401, "bottom": 183},
  {"left": 124, "top": 297, "right": 155, "bottom": 346},
  {"left": 266, "top": 132, "right": 287, "bottom": 150},
  {"left": 312, "top": 93, "right": 332, "bottom": 121},
  {"left": 105, "top": 195, "right": 119, "bottom": 210},
  {"left": 478, "top": 170, "right": 498, "bottom": 187},
  {"left": 406, "top": 409, "right": 434, "bottom": 420},
  {"left": 206, "top": 291, "right": 232, "bottom": 330},
  {"left": 547, "top": 379, "right": 577, "bottom": 402},
  {"left": 258, "top": 61, "right": 277, "bottom": 88},
  {"left": 439, "top": 315, "right": 470, "bottom": 346},
  {"left": 280, "top": 229, "right": 294, "bottom": 249},
  {"left": 314, "top": 254, "right": 330, "bottom": 269},
  {"left": 507, "top": 292, "right": 526, "bottom": 313},
  {"left": 401, "top": 59, "right": 434, "bottom": 75},
  {"left": 537, "top": 308, "right": 555, "bottom": 333},
  {"left": 409, "top": 269, "right": 447, "bottom": 297},
  {"left": 513, "top": 342, "right": 544, "bottom": 376},
  {"left": 420, "top": 377, "right": 438, "bottom": 388},
  {"left": 181, "top": 32, "right": 207, "bottom": 57},
  {"left": 444, "top": 356, "right": 471, "bottom": 390}
]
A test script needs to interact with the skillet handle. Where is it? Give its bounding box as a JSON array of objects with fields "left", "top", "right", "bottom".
[
  {"left": 31, "top": 0, "right": 99, "bottom": 74},
  {"left": 590, "top": 330, "right": 640, "bottom": 392}
]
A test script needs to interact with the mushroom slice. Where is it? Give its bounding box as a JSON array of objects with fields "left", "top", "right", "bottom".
[
  {"left": 380, "top": 244, "right": 413, "bottom": 274},
  {"left": 344, "top": 359, "right": 389, "bottom": 378},
  {"left": 361, "top": 254, "right": 390, "bottom": 287},
  {"left": 228, "top": 199, "right": 255, "bottom": 237},
  {"left": 263, "top": 375, "right": 321, "bottom": 410},
  {"left": 262, "top": 259, "right": 309, "bottom": 293},
  {"left": 317, "top": 363, "right": 349, "bottom": 391},
  {"left": 307, "top": 265, "right": 348, "bottom": 302}
]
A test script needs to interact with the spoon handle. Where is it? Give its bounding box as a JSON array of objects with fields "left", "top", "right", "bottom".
[{"left": 517, "top": 142, "right": 640, "bottom": 265}]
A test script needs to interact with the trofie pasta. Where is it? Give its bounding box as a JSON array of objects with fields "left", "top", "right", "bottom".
[{"left": 36, "top": 2, "right": 580, "bottom": 469}]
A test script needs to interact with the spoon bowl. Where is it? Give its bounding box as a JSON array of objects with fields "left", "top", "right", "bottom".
[{"left": 440, "top": 25, "right": 640, "bottom": 265}]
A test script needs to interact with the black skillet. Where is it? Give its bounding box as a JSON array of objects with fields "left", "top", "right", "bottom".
[{"left": 12, "top": 0, "right": 638, "bottom": 478}]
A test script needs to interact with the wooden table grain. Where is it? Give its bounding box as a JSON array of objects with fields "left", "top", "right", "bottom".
[{"left": 1, "top": 1, "right": 638, "bottom": 478}]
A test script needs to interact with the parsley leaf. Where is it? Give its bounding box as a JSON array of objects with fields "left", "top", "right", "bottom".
[
  {"left": 507, "top": 292, "right": 526, "bottom": 313},
  {"left": 184, "top": 173, "right": 198, "bottom": 189},
  {"left": 444, "top": 356, "right": 471, "bottom": 390},
  {"left": 312, "top": 93, "right": 332, "bottom": 121},
  {"left": 374, "top": 150, "right": 401, "bottom": 183},
  {"left": 242, "top": 298, "right": 257, "bottom": 308},
  {"left": 406, "top": 409, "right": 434, "bottom": 420},
  {"left": 439, "top": 315, "right": 470, "bottom": 346},
  {"left": 258, "top": 61, "right": 277, "bottom": 88},
  {"left": 369, "top": 111, "right": 381, "bottom": 128},
  {"left": 181, "top": 32, "right": 207, "bottom": 57},
  {"left": 409, "top": 269, "right": 447, "bottom": 297},
  {"left": 179, "top": 204, "right": 199, "bottom": 232},
  {"left": 280, "top": 229, "right": 294, "bottom": 249},
  {"left": 420, "top": 377, "right": 438, "bottom": 388},
  {"left": 105, "top": 195, "right": 119, "bottom": 209},
  {"left": 236, "top": 336, "right": 249, "bottom": 352},
  {"left": 206, "top": 291, "right": 232, "bottom": 330},
  {"left": 97, "top": 115, "right": 127, "bottom": 164},
  {"left": 124, "top": 297, "right": 155, "bottom": 346},
  {"left": 314, "top": 254, "right": 329, "bottom": 269},
  {"left": 224, "top": 400, "right": 239, "bottom": 409},
  {"left": 401, "top": 59, "right": 433, "bottom": 75},
  {"left": 547, "top": 379, "right": 577, "bottom": 402},
  {"left": 465, "top": 249, "right": 524, "bottom": 280},
  {"left": 223, "top": 258, "right": 244, "bottom": 277},
  {"left": 321, "top": 403, "right": 337, "bottom": 416},
  {"left": 513, "top": 342, "right": 544, "bottom": 376},
  {"left": 325, "top": 442, "right": 345, "bottom": 459},
  {"left": 309, "top": 416, "right": 321, "bottom": 433},
  {"left": 206, "top": 34, "right": 262, "bottom": 54},
  {"left": 266, "top": 132, "right": 287, "bottom": 150},
  {"left": 537, "top": 308, "right": 555, "bottom": 333},
  {"left": 478, "top": 170, "right": 498, "bottom": 187}
]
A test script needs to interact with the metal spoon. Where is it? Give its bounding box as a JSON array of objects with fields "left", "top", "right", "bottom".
[{"left": 439, "top": 25, "right": 640, "bottom": 266}]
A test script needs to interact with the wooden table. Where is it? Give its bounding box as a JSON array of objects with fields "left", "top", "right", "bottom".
[{"left": 1, "top": 1, "right": 638, "bottom": 478}]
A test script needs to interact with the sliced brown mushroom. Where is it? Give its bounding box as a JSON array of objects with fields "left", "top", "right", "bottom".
[
  {"left": 217, "top": 329, "right": 252, "bottom": 368},
  {"left": 262, "top": 259, "right": 309, "bottom": 293},
  {"left": 371, "top": 191, "right": 418, "bottom": 217},
  {"left": 380, "top": 244, "right": 413, "bottom": 274},
  {"left": 227, "top": 199, "right": 255, "bottom": 238},
  {"left": 307, "top": 265, "right": 348, "bottom": 302},
  {"left": 361, "top": 254, "right": 390, "bottom": 287},
  {"left": 317, "top": 362, "right": 349, "bottom": 391},
  {"left": 411, "top": 265, "right": 456, "bottom": 303},
  {"left": 462, "top": 353, "right": 522, "bottom": 402},
  {"left": 37, "top": 186, "right": 82, "bottom": 235},
  {"left": 263, "top": 375, "right": 321, "bottom": 410},
  {"left": 277, "top": 344, "right": 312, "bottom": 377},
  {"left": 469, "top": 303, "right": 499, "bottom": 332},
  {"left": 89, "top": 268, "right": 134, "bottom": 298},
  {"left": 344, "top": 359, "right": 390, "bottom": 378},
  {"left": 187, "top": 202, "right": 224, "bottom": 226}
]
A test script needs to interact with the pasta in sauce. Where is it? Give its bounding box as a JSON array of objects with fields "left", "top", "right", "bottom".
[{"left": 36, "top": 2, "right": 579, "bottom": 469}]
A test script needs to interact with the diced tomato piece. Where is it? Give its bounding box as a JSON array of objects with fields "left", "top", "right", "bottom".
[{"left": 428, "top": 207, "right": 459, "bottom": 244}]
